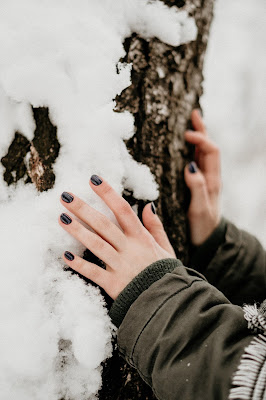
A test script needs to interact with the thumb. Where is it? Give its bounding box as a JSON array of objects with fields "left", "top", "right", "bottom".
[
  {"left": 184, "top": 162, "right": 210, "bottom": 218},
  {"left": 142, "top": 202, "right": 176, "bottom": 257}
]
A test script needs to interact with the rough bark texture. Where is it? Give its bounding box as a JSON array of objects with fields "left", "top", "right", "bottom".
[
  {"left": 1, "top": 107, "right": 60, "bottom": 192},
  {"left": 1, "top": 0, "right": 214, "bottom": 398}
]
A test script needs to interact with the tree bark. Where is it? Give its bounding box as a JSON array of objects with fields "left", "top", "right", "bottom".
[{"left": 1, "top": 0, "right": 214, "bottom": 398}]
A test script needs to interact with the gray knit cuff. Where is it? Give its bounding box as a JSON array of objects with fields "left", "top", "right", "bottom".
[{"left": 109, "top": 258, "right": 182, "bottom": 328}]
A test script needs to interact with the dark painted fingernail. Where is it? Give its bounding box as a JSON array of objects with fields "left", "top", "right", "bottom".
[
  {"left": 64, "top": 251, "right": 75, "bottom": 261},
  {"left": 151, "top": 202, "right": 156, "bottom": 214},
  {"left": 189, "top": 161, "right": 197, "bottom": 173},
  {"left": 61, "top": 192, "right": 74, "bottom": 203},
  {"left": 90, "top": 175, "right": 102, "bottom": 186},
  {"left": 60, "top": 213, "right": 72, "bottom": 225}
]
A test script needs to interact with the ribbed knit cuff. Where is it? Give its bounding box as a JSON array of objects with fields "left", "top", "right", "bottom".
[
  {"left": 109, "top": 258, "right": 182, "bottom": 328},
  {"left": 189, "top": 217, "right": 227, "bottom": 273}
]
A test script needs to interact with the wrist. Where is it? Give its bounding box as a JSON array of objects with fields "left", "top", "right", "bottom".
[
  {"left": 109, "top": 258, "right": 182, "bottom": 328},
  {"left": 189, "top": 217, "right": 227, "bottom": 272},
  {"left": 190, "top": 213, "right": 221, "bottom": 246}
]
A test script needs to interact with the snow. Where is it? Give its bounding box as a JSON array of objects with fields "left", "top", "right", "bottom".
[
  {"left": 202, "top": 0, "right": 266, "bottom": 246},
  {"left": 0, "top": 1, "right": 197, "bottom": 399}
]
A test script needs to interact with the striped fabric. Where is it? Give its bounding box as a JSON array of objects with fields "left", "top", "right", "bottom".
[{"left": 229, "top": 301, "right": 266, "bottom": 400}]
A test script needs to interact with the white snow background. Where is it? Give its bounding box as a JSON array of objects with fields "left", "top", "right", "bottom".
[
  {"left": 0, "top": 1, "right": 197, "bottom": 399},
  {"left": 202, "top": 0, "right": 266, "bottom": 246}
]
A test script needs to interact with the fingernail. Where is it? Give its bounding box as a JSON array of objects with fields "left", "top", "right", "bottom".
[
  {"left": 188, "top": 162, "right": 197, "bottom": 173},
  {"left": 90, "top": 175, "right": 102, "bottom": 186},
  {"left": 64, "top": 251, "right": 75, "bottom": 261},
  {"left": 151, "top": 202, "right": 156, "bottom": 214},
  {"left": 60, "top": 213, "right": 72, "bottom": 225},
  {"left": 61, "top": 192, "right": 74, "bottom": 203}
]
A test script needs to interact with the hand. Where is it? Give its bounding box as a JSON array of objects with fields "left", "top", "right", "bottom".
[
  {"left": 59, "top": 176, "right": 176, "bottom": 300},
  {"left": 184, "top": 109, "right": 222, "bottom": 246}
]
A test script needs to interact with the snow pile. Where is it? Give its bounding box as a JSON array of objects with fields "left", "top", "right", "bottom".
[{"left": 0, "top": 1, "right": 197, "bottom": 399}]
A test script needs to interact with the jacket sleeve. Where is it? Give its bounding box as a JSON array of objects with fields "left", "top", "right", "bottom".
[
  {"left": 188, "top": 217, "right": 266, "bottom": 305},
  {"left": 109, "top": 258, "right": 266, "bottom": 400}
]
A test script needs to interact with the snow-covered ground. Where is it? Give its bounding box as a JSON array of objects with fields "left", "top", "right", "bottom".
[{"left": 202, "top": 0, "right": 266, "bottom": 246}]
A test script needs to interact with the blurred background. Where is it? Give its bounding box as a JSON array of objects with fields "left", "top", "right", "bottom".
[{"left": 202, "top": 0, "right": 266, "bottom": 245}]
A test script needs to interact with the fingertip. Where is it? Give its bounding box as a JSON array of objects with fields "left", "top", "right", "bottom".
[
  {"left": 191, "top": 108, "right": 207, "bottom": 135},
  {"left": 90, "top": 174, "right": 103, "bottom": 187},
  {"left": 184, "top": 162, "right": 200, "bottom": 188},
  {"left": 142, "top": 202, "right": 155, "bottom": 219},
  {"left": 193, "top": 108, "right": 202, "bottom": 118},
  {"left": 184, "top": 161, "right": 198, "bottom": 175},
  {"left": 60, "top": 191, "right": 74, "bottom": 204},
  {"left": 188, "top": 161, "right": 198, "bottom": 174},
  {"left": 142, "top": 202, "right": 159, "bottom": 231},
  {"left": 151, "top": 202, "right": 156, "bottom": 214},
  {"left": 64, "top": 251, "right": 75, "bottom": 261}
]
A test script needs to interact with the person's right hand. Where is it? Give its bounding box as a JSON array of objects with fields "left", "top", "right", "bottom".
[{"left": 184, "top": 109, "right": 222, "bottom": 246}]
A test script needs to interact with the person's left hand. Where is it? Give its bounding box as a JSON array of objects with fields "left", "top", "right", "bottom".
[{"left": 59, "top": 175, "right": 176, "bottom": 300}]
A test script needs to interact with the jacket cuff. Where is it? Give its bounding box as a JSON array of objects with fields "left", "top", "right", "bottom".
[
  {"left": 109, "top": 258, "right": 182, "bottom": 328},
  {"left": 189, "top": 217, "right": 227, "bottom": 273}
]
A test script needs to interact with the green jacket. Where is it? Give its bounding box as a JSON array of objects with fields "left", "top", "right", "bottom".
[{"left": 109, "top": 218, "right": 266, "bottom": 400}]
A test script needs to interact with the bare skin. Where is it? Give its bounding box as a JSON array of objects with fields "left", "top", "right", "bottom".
[
  {"left": 184, "top": 109, "right": 222, "bottom": 245},
  {"left": 59, "top": 109, "right": 221, "bottom": 299}
]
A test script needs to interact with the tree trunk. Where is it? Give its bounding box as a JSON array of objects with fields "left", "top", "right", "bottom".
[{"left": 1, "top": 0, "right": 214, "bottom": 398}]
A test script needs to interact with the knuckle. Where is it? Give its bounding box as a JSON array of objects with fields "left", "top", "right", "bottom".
[
  {"left": 214, "top": 144, "right": 220, "bottom": 153},
  {"left": 90, "top": 263, "right": 102, "bottom": 280},
  {"left": 194, "top": 177, "right": 206, "bottom": 189},
  {"left": 75, "top": 200, "right": 86, "bottom": 214},
  {"left": 141, "top": 230, "right": 155, "bottom": 245},
  {"left": 207, "top": 177, "right": 222, "bottom": 194},
  {"left": 147, "top": 218, "right": 162, "bottom": 230},
  {"left": 73, "top": 257, "right": 88, "bottom": 277},
  {"left": 101, "top": 184, "right": 112, "bottom": 196},
  {"left": 98, "top": 215, "right": 112, "bottom": 231},
  {"left": 211, "top": 143, "right": 220, "bottom": 155},
  {"left": 92, "top": 236, "right": 105, "bottom": 252},
  {"left": 76, "top": 257, "right": 86, "bottom": 274},
  {"left": 119, "top": 201, "right": 132, "bottom": 216},
  {"left": 209, "top": 183, "right": 221, "bottom": 194},
  {"left": 188, "top": 207, "right": 207, "bottom": 219},
  {"left": 153, "top": 223, "right": 166, "bottom": 235}
]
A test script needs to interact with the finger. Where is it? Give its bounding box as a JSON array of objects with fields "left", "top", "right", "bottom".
[
  {"left": 89, "top": 175, "right": 144, "bottom": 236},
  {"left": 191, "top": 109, "right": 207, "bottom": 135},
  {"left": 194, "top": 146, "right": 200, "bottom": 165},
  {"left": 60, "top": 192, "right": 126, "bottom": 251},
  {"left": 184, "top": 162, "right": 211, "bottom": 218},
  {"left": 63, "top": 251, "right": 110, "bottom": 290},
  {"left": 184, "top": 130, "right": 217, "bottom": 152},
  {"left": 142, "top": 203, "right": 176, "bottom": 257},
  {"left": 184, "top": 131, "right": 220, "bottom": 177},
  {"left": 59, "top": 213, "right": 121, "bottom": 267}
]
